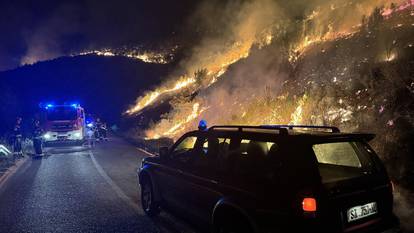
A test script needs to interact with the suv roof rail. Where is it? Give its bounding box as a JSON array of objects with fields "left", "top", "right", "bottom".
[
  {"left": 208, "top": 125, "right": 289, "bottom": 135},
  {"left": 260, "top": 125, "right": 340, "bottom": 133}
]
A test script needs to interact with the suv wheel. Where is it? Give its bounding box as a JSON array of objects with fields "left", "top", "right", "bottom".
[{"left": 141, "top": 179, "right": 160, "bottom": 217}]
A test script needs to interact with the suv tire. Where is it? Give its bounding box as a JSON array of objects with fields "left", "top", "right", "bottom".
[{"left": 141, "top": 178, "right": 160, "bottom": 217}]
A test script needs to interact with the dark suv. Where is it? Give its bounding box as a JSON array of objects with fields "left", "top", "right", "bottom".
[{"left": 138, "top": 125, "right": 399, "bottom": 233}]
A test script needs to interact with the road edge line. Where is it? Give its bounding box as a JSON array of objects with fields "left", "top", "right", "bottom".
[
  {"left": 0, "top": 156, "right": 29, "bottom": 190},
  {"left": 137, "top": 148, "right": 155, "bottom": 157},
  {"left": 88, "top": 150, "right": 144, "bottom": 215}
]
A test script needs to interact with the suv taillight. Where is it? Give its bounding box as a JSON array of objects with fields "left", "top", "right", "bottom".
[{"left": 302, "top": 197, "right": 317, "bottom": 212}]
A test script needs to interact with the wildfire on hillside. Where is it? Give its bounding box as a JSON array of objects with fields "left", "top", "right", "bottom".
[
  {"left": 76, "top": 47, "right": 175, "bottom": 64},
  {"left": 20, "top": 45, "right": 175, "bottom": 67},
  {"left": 145, "top": 102, "right": 208, "bottom": 139},
  {"left": 130, "top": 0, "right": 413, "bottom": 140},
  {"left": 125, "top": 76, "right": 196, "bottom": 115},
  {"left": 126, "top": 30, "right": 275, "bottom": 115}
]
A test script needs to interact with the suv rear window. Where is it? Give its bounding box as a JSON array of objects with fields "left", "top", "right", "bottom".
[
  {"left": 313, "top": 142, "right": 362, "bottom": 168},
  {"left": 312, "top": 142, "right": 371, "bottom": 183}
]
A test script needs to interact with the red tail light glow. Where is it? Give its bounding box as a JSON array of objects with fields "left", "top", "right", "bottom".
[{"left": 302, "top": 197, "right": 317, "bottom": 212}]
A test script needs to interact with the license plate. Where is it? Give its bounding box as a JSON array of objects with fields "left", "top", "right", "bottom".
[{"left": 347, "top": 202, "right": 378, "bottom": 222}]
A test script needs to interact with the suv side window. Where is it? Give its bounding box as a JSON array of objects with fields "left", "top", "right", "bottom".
[
  {"left": 195, "top": 137, "right": 231, "bottom": 170},
  {"left": 229, "top": 138, "right": 281, "bottom": 180},
  {"left": 216, "top": 138, "right": 232, "bottom": 171},
  {"left": 202, "top": 138, "right": 230, "bottom": 156},
  {"left": 173, "top": 136, "right": 197, "bottom": 154},
  {"left": 187, "top": 136, "right": 233, "bottom": 180},
  {"left": 171, "top": 135, "right": 198, "bottom": 164}
]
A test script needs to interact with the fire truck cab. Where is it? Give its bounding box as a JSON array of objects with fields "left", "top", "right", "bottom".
[{"left": 41, "top": 103, "right": 86, "bottom": 145}]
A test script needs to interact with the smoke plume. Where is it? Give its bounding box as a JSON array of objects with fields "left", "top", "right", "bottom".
[
  {"left": 20, "top": 3, "right": 81, "bottom": 66},
  {"left": 135, "top": 0, "right": 407, "bottom": 138},
  {"left": 129, "top": 2, "right": 414, "bottom": 229}
]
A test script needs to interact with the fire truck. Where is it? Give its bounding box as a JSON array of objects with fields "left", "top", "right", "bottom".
[{"left": 41, "top": 103, "right": 86, "bottom": 145}]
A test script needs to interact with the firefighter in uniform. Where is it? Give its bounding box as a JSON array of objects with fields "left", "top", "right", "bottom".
[
  {"left": 32, "top": 120, "right": 43, "bottom": 155},
  {"left": 13, "top": 117, "right": 23, "bottom": 156}
]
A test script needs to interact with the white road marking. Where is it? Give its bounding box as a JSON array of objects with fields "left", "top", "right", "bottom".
[
  {"left": 89, "top": 150, "right": 144, "bottom": 215},
  {"left": 137, "top": 148, "right": 155, "bottom": 157},
  {"left": 91, "top": 144, "right": 197, "bottom": 233},
  {"left": 0, "top": 144, "right": 11, "bottom": 155},
  {"left": 0, "top": 157, "right": 29, "bottom": 191}
]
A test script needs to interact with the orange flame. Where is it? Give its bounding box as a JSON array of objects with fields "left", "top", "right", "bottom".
[
  {"left": 145, "top": 102, "right": 207, "bottom": 139},
  {"left": 76, "top": 48, "right": 172, "bottom": 64},
  {"left": 127, "top": 30, "right": 274, "bottom": 115},
  {"left": 126, "top": 76, "right": 196, "bottom": 114}
]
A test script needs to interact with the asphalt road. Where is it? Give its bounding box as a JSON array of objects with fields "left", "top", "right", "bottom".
[{"left": 0, "top": 136, "right": 197, "bottom": 233}]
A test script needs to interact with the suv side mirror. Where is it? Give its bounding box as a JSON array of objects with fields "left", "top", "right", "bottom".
[{"left": 159, "top": 146, "right": 169, "bottom": 160}]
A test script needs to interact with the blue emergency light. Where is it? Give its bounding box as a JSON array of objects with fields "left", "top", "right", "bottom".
[
  {"left": 198, "top": 119, "right": 208, "bottom": 131},
  {"left": 41, "top": 102, "right": 80, "bottom": 109},
  {"left": 70, "top": 102, "right": 80, "bottom": 108}
]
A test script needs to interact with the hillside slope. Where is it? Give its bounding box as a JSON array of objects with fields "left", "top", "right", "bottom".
[{"left": 0, "top": 55, "right": 171, "bottom": 132}]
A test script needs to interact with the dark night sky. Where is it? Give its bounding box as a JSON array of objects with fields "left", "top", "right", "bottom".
[
  {"left": 0, "top": 0, "right": 201, "bottom": 131},
  {"left": 0, "top": 0, "right": 197, "bottom": 71}
]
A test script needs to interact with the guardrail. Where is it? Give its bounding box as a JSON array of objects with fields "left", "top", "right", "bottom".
[{"left": 0, "top": 144, "right": 11, "bottom": 157}]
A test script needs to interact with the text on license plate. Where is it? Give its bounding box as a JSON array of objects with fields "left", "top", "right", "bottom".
[{"left": 347, "top": 202, "right": 378, "bottom": 222}]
